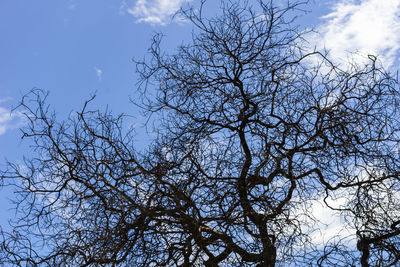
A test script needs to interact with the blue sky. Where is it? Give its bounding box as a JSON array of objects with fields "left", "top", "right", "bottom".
[{"left": 1, "top": 0, "right": 400, "bottom": 236}]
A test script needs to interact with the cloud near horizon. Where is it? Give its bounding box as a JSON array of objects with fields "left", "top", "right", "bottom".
[
  {"left": 128, "top": 0, "right": 191, "bottom": 25},
  {"left": 315, "top": 0, "right": 400, "bottom": 69}
]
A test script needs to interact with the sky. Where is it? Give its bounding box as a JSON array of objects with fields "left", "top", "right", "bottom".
[{"left": 1, "top": 0, "right": 400, "bottom": 239}]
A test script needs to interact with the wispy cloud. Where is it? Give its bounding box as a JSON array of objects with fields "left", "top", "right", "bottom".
[
  {"left": 127, "top": 0, "right": 191, "bottom": 25},
  {"left": 315, "top": 0, "right": 400, "bottom": 68},
  {"left": 68, "top": 4, "right": 77, "bottom": 10},
  {"left": 0, "top": 101, "right": 24, "bottom": 135},
  {"left": 94, "top": 67, "right": 103, "bottom": 81},
  {"left": 67, "top": 0, "right": 77, "bottom": 10}
]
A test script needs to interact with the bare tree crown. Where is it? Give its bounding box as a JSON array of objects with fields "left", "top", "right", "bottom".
[{"left": 1, "top": 1, "right": 400, "bottom": 266}]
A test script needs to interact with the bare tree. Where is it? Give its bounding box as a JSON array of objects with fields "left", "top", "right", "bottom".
[{"left": 1, "top": 1, "right": 400, "bottom": 266}]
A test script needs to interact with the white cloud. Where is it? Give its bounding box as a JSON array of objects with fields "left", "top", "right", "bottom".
[
  {"left": 315, "top": 0, "right": 400, "bottom": 68},
  {"left": 95, "top": 67, "right": 103, "bottom": 81},
  {"left": 0, "top": 103, "right": 24, "bottom": 135},
  {"left": 308, "top": 196, "right": 354, "bottom": 247},
  {"left": 127, "top": 0, "right": 191, "bottom": 25}
]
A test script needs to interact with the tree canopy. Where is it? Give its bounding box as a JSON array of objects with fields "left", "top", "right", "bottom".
[{"left": 1, "top": 1, "right": 400, "bottom": 266}]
